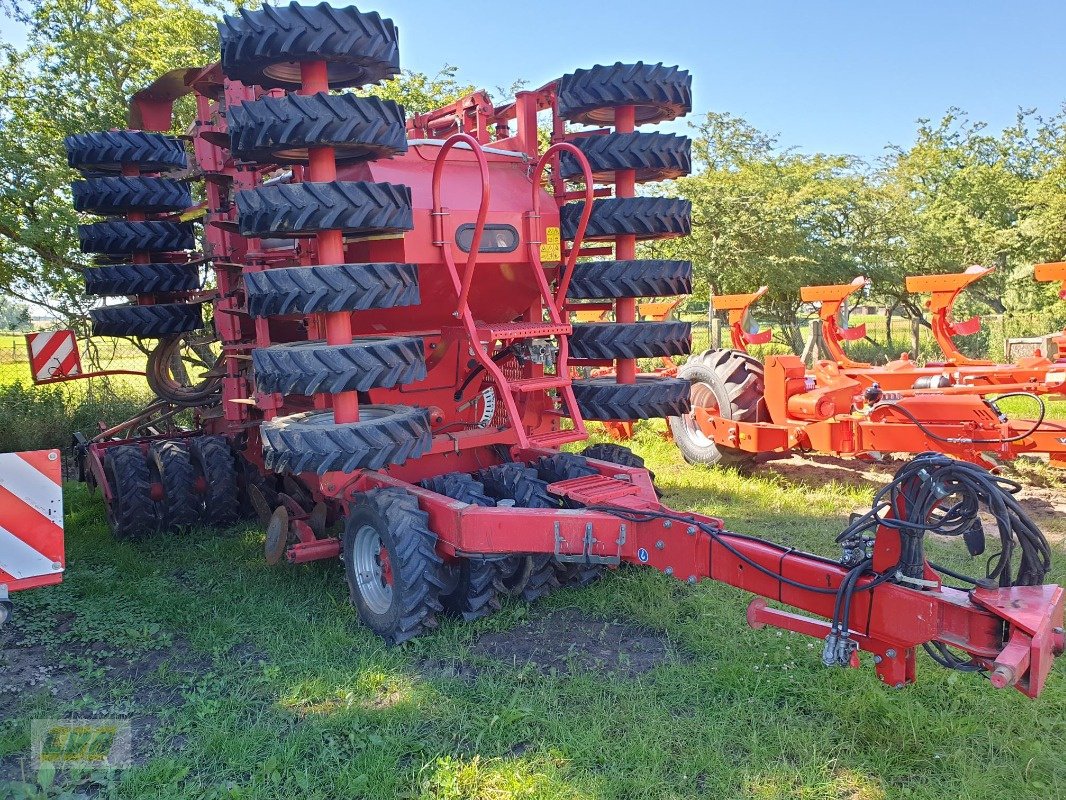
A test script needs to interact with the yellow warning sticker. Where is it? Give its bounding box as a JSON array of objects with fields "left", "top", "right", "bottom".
[{"left": 540, "top": 226, "right": 561, "bottom": 263}]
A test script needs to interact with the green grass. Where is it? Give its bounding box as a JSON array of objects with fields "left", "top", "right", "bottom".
[{"left": 3, "top": 429, "right": 1065, "bottom": 799}]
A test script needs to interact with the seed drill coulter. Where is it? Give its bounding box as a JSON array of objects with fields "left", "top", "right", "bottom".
[{"left": 42, "top": 3, "right": 1064, "bottom": 696}]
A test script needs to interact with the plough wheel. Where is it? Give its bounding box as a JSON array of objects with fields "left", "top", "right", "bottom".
[
  {"left": 570, "top": 321, "right": 691, "bottom": 360},
  {"left": 566, "top": 259, "right": 692, "bottom": 300},
  {"left": 559, "top": 131, "right": 691, "bottom": 184},
  {"left": 228, "top": 93, "right": 407, "bottom": 164},
  {"left": 561, "top": 197, "right": 691, "bottom": 241},
  {"left": 557, "top": 62, "right": 692, "bottom": 126},
  {"left": 219, "top": 3, "right": 400, "bottom": 90},
  {"left": 343, "top": 488, "right": 445, "bottom": 645},
  {"left": 103, "top": 446, "right": 159, "bottom": 539},
  {"left": 668, "top": 349, "right": 766, "bottom": 469},
  {"left": 419, "top": 473, "right": 500, "bottom": 621},
  {"left": 235, "top": 181, "right": 412, "bottom": 238},
  {"left": 65, "top": 130, "right": 187, "bottom": 174},
  {"left": 244, "top": 262, "right": 420, "bottom": 317}
]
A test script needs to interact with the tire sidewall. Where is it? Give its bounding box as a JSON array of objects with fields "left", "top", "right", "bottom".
[
  {"left": 343, "top": 503, "right": 402, "bottom": 637},
  {"left": 670, "top": 360, "right": 732, "bottom": 466}
]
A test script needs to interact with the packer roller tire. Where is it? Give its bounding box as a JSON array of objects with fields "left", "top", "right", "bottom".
[
  {"left": 78, "top": 220, "right": 196, "bottom": 256},
  {"left": 244, "top": 262, "right": 419, "bottom": 317},
  {"left": 228, "top": 93, "right": 407, "bottom": 164},
  {"left": 103, "top": 445, "right": 159, "bottom": 539},
  {"left": 251, "top": 336, "right": 426, "bottom": 395},
  {"left": 418, "top": 473, "right": 500, "bottom": 622},
  {"left": 476, "top": 463, "right": 560, "bottom": 602},
  {"left": 260, "top": 405, "right": 431, "bottom": 475},
  {"left": 343, "top": 488, "right": 446, "bottom": 645},
  {"left": 84, "top": 263, "right": 200, "bottom": 297},
  {"left": 72, "top": 177, "right": 192, "bottom": 215},
  {"left": 65, "top": 130, "right": 187, "bottom": 174},
  {"left": 561, "top": 197, "right": 691, "bottom": 241},
  {"left": 559, "top": 132, "right": 691, "bottom": 184},
  {"left": 189, "top": 436, "right": 240, "bottom": 527},
  {"left": 235, "top": 181, "right": 412, "bottom": 238},
  {"left": 570, "top": 321, "right": 691, "bottom": 360},
  {"left": 557, "top": 62, "right": 692, "bottom": 126},
  {"left": 567, "top": 259, "right": 692, "bottom": 300},
  {"left": 148, "top": 441, "right": 199, "bottom": 531},
  {"left": 219, "top": 2, "right": 400, "bottom": 90},
  {"left": 668, "top": 349, "right": 766, "bottom": 469},
  {"left": 571, "top": 376, "right": 690, "bottom": 421},
  {"left": 90, "top": 303, "right": 204, "bottom": 338}
]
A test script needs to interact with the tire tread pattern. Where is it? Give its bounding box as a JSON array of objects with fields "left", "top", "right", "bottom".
[
  {"left": 245, "top": 262, "right": 419, "bottom": 317},
  {"left": 72, "top": 177, "right": 192, "bottom": 215},
  {"left": 65, "top": 130, "right": 187, "bottom": 174},
  {"left": 557, "top": 62, "right": 692, "bottom": 126},
  {"left": 235, "top": 181, "right": 412, "bottom": 237},
  {"left": 561, "top": 197, "right": 691, "bottom": 241},
  {"left": 567, "top": 259, "right": 691, "bottom": 300},
  {"left": 571, "top": 376, "right": 691, "bottom": 420},
  {"left": 570, "top": 321, "right": 691, "bottom": 360},
  {"left": 90, "top": 303, "right": 204, "bottom": 337},
  {"left": 252, "top": 337, "right": 426, "bottom": 395},
  {"left": 84, "top": 263, "right": 200, "bottom": 296}
]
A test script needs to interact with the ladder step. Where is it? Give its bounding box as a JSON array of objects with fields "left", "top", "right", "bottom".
[
  {"left": 510, "top": 375, "right": 570, "bottom": 392},
  {"left": 478, "top": 321, "right": 571, "bottom": 340},
  {"left": 529, "top": 429, "right": 585, "bottom": 447}
]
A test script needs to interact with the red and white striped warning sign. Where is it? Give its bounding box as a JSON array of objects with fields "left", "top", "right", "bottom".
[
  {"left": 0, "top": 450, "right": 64, "bottom": 592},
  {"left": 25, "top": 330, "right": 82, "bottom": 384}
]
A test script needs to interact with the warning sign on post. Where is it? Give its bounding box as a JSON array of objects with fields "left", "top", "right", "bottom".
[
  {"left": 25, "top": 330, "right": 82, "bottom": 384},
  {"left": 539, "top": 226, "right": 561, "bottom": 263}
]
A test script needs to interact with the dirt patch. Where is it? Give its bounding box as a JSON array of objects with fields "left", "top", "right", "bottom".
[{"left": 469, "top": 608, "right": 678, "bottom": 677}]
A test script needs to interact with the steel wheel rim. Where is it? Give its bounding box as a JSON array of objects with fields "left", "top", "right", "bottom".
[
  {"left": 354, "top": 524, "right": 392, "bottom": 615},
  {"left": 684, "top": 382, "right": 719, "bottom": 449}
]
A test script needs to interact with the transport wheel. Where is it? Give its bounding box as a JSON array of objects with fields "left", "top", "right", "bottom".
[
  {"left": 102, "top": 445, "right": 159, "bottom": 539},
  {"left": 72, "top": 177, "right": 192, "bottom": 215},
  {"left": 189, "top": 436, "right": 240, "bottom": 527},
  {"left": 570, "top": 321, "right": 691, "bottom": 360},
  {"left": 228, "top": 93, "right": 407, "bottom": 163},
  {"left": 559, "top": 132, "right": 691, "bottom": 184},
  {"left": 245, "top": 262, "right": 419, "bottom": 317},
  {"left": 419, "top": 473, "right": 500, "bottom": 621},
  {"left": 556, "top": 62, "right": 692, "bottom": 126},
  {"left": 65, "top": 130, "right": 187, "bottom": 174},
  {"left": 668, "top": 349, "right": 766, "bottom": 469},
  {"left": 90, "top": 303, "right": 204, "bottom": 338},
  {"left": 84, "top": 263, "right": 200, "bottom": 297},
  {"left": 571, "top": 376, "right": 690, "bottom": 421},
  {"left": 561, "top": 197, "right": 691, "bottom": 241},
  {"left": 251, "top": 336, "right": 426, "bottom": 396},
  {"left": 566, "top": 259, "right": 692, "bottom": 301},
  {"left": 235, "top": 181, "right": 412, "bottom": 238},
  {"left": 148, "top": 441, "right": 199, "bottom": 531},
  {"left": 476, "top": 463, "right": 560, "bottom": 602},
  {"left": 260, "top": 405, "right": 431, "bottom": 474},
  {"left": 343, "top": 488, "right": 445, "bottom": 645},
  {"left": 219, "top": 3, "right": 400, "bottom": 90},
  {"left": 78, "top": 220, "right": 195, "bottom": 255}
]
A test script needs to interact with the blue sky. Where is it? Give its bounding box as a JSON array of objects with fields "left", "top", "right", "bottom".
[{"left": 2, "top": 0, "right": 1064, "bottom": 159}]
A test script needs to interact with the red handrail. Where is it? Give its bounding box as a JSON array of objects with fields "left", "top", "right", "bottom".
[{"left": 430, "top": 133, "right": 491, "bottom": 316}]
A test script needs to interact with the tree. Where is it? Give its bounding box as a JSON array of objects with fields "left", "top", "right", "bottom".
[{"left": 0, "top": 297, "right": 31, "bottom": 331}]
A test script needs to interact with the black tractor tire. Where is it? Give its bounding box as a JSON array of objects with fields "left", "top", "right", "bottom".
[
  {"left": 65, "top": 130, "right": 187, "bottom": 174},
  {"left": 668, "top": 349, "right": 766, "bottom": 469},
  {"left": 418, "top": 472, "right": 499, "bottom": 622},
  {"left": 534, "top": 453, "right": 597, "bottom": 484},
  {"left": 90, "top": 303, "right": 204, "bottom": 338},
  {"left": 475, "top": 463, "right": 560, "bottom": 602},
  {"left": 245, "top": 262, "right": 419, "bottom": 317},
  {"left": 260, "top": 405, "right": 431, "bottom": 475},
  {"left": 572, "top": 376, "right": 690, "bottom": 420},
  {"left": 148, "top": 441, "right": 199, "bottom": 531},
  {"left": 567, "top": 259, "right": 692, "bottom": 300},
  {"left": 570, "top": 321, "right": 691, "bottom": 360},
  {"left": 220, "top": 3, "right": 400, "bottom": 90},
  {"left": 229, "top": 93, "right": 406, "bottom": 164},
  {"left": 559, "top": 132, "right": 691, "bottom": 184},
  {"left": 189, "top": 436, "right": 240, "bottom": 527},
  {"left": 103, "top": 445, "right": 159, "bottom": 539},
  {"left": 236, "top": 181, "right": 412, "bottom": 238},
  {"left": 90, "top": 303, "right": 203, "bottom": 337},
  {"left": 252, "top": 337, "right": 426, "bottom": 396},
  {"left": 343, "top": 488, "right": 446, "bottom": 645},
  {"left": 553, "top": 561, "right": 604, "bottom": 589},
  {"left": 561, "top": 197, "right": 691, "bottom": 241},
  {"left": 72, "top": 177, "right": 192, "bottom": 215},
  {"left": 84, "top": 263, "right": 200, "bottom": 297},
  {"left": 582, "top": 442, "right": 659, "bottom": 496},
  {"left": 557, "top": 62, "right": 692, "bottom": 126},
  {"left": 78, "top": 220, "right": 196, "bottom": 255}
]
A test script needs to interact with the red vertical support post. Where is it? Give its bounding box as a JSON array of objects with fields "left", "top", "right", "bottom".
[
  {"left": 299, "top": 60, "right": 358, "bottom": 423},
  {"left": 614, "top": 105, "right": 637, "bottom": 384},
  {"left": 121, "top": 162, "right": 150, "bottom": 266}
]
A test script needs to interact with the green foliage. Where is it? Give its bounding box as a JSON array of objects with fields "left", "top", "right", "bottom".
[
  {"left": 0, "top": 297, "right": 32, "bottom": 331},
  {"left": 361, "top": 64, "right": 476, "bottom": 117}
]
